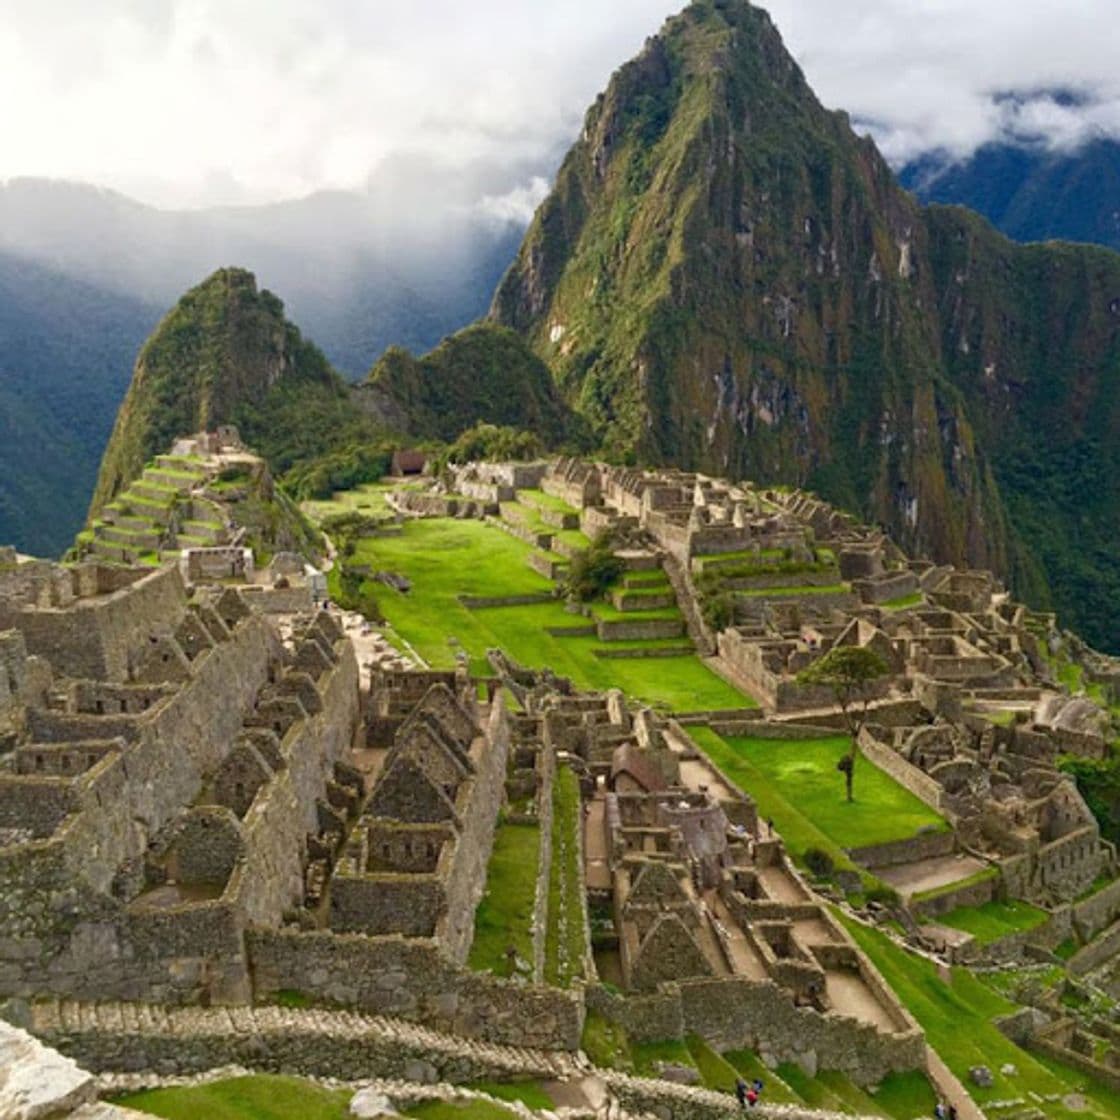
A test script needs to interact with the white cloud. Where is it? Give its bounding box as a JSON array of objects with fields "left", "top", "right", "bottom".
[{"left": 1, "top": 0, "right": 1119, "bottom": 209}]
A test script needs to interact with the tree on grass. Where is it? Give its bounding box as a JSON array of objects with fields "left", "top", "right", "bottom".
[{"left": 798, "top": 645, "right": 890, "bottom": 802}]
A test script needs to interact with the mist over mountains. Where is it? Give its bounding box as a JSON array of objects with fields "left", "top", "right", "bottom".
[
  {"left": 0, "top": 158, "right": 548, "bottom": 556},
  {"left": 0, "top": 156, "right": 544, "bottom": 375}
]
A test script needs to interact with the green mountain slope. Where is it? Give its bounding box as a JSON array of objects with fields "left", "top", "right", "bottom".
[
  {"left": 90, "top": 268, "right": 361, "bottom": 516},
  {"left": 0, "top": 252, "right": 160, "bottom": 555},
  {"left": 491, "top": 0, "right": 1120, "bottom": 649},
  {"left": 356, "top": 323, "right": 578, "bottom": 443}
]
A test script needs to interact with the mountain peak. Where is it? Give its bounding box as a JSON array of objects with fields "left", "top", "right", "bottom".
[{"left": 89, "top": 267, "right": 341, "bottom": 516}]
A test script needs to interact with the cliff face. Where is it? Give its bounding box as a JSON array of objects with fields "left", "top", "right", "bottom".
[
  {"left": 90, "top": 268, "right": 348, "bottom": 516},
  {"left": 492, "top": 0, "right": 1120, "bottom": 648}
]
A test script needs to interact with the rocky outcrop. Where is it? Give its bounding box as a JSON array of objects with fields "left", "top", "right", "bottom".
[{"left": 0, "top": 1020, "right": 96, "bottom": 1119}]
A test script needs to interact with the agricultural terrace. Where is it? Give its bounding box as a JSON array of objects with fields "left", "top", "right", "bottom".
[{"left": 314, "top": 504, "right": 752, "bottom": 713}]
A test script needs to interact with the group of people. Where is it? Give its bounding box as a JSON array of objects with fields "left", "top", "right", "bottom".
[
  {"left": 934, "top": 1102, "right": 959, "bottom": 1120},
  {"left": 734, "top": 1077, "right": 765, "bottom": 1109}
]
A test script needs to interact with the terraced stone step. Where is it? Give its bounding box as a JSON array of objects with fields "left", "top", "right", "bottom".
[
  {"left": 179, "top": 520, "right": 228, "bottom": 544},
  {"left": 95, "top": 524, "right": 162, "bottom": 550},
  {"left": 127, "top": 481, "right": 180, "bottom": 507},
  {"left": 609, "top": 589, "right": 676, "bottom": 612}
]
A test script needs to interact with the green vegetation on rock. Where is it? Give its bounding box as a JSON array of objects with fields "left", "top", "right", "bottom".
[{"left": 490, "top": 0, "right": 1120, "bottom": 651}]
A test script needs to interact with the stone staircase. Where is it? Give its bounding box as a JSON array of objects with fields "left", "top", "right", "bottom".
[
  {"left": 31, "top": 1000, "right": 584, "bottom": 1083},
  {"left": 30, "top": 1001, "right": 875, "bottom": 1120}
]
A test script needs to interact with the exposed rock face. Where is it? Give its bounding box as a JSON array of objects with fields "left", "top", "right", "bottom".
[
  {"left": 491, "top": 0, "right": 1120, "bottom": 649},
  {"left": 0, "top": 1020, "right": 96, "bottom": 1119}
]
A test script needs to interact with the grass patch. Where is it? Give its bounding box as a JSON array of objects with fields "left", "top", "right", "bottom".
[
  {"left": 838, "top": 915, "right": 1120, "bottom": 1119},
  {"left": 273, "top": 989, "right": 311, "bottom": 1009},
  {"left": 468, "top": 816, "right": 540, "bottom": 976},
  {"left": 871, "top": 1070, "right": 939, "bottom": 1119},
  {"left": 469, "top": 1082, "right": 552, "bottom": 1111},
  {"left": 936, "top": 899, "right": 1049, "bottom": 944},
  {"left": 406, "top": 1100, "right": 518, "bottom": 1120},
  {"left": 722, "top": 1051, "right": 801, "bottom": 1104},
  {"left": 580, "top": 1010, "right": 633, "bottom": 1070},
  {"left": 882, "top": 592, "right": 924, "bottom": 611},
  {"left": 115, "top": 1075, "right": 351, "bottom": 1120},
  {"left": 545, "top": 766, "right": 586, "bottom": 986},
  {"left": 631, "top": 1038, "right": 695, "bottom": 1077},
  {"left": 685, "top": 1035, "right": 740, "bottom": 1093},
  {"left": 691, "top": 728, "right": 946, "bottom": 851},
  {"left": 331, "top": 516, "right": 751, "bottom": 712}
]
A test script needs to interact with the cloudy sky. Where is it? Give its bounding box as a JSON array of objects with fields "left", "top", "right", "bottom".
[{"left": 2, "top": 0, "right": 1119, "bottom": 211}]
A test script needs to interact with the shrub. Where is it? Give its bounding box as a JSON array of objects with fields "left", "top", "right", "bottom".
[
  {"left": 865, "top": 884, "right": 901, "bottom": 908},
  {"left": 565, "top": 532, "right": 624, "bottom": 602},
  {"left": 701, "top": 592, "right": 735, "bottom": 632},
  {"left": 434, "top": 423, "right": 543, "bottom": 471},
  {"left": 803, "top": 847, "right": 836, "bottom": 879}
]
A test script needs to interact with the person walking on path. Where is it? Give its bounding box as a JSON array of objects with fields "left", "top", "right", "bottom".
[{"left": 735, "top": 1078, "right": 748, "bottom": 1111}]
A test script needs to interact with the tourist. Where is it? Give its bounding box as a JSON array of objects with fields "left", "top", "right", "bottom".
[
  {"left": 746, "top": 1086, "right": 759, "bottom": 1108},
  {"left": 934, "top": 1102, "right": 946, "bottom": 1120},
  {"left": 766, "top": 817, "right": 774, "bottom": 837},
  {"left": 735, "top": 1077, "right": 748, "bottom": 1110},
  {"left": 948, "top": 1106, "right": 958, "bottom": 1120}
]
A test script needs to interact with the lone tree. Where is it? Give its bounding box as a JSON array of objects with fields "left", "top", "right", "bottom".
[{"left": 798, "top": 645, "right": 890, "bottom": 803}]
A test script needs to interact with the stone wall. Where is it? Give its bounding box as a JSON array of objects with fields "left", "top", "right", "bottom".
[
  {"left": 1071, "top": 877, "right": 1120, "bottom": 941},
  {"left": 859, "top": 729, "right": 945, "bottom": 815},
  {"left": 587, "top": 976, "right": 923, "bottom": 1085},
  {"left": 0, "top": 614, "right": 323, "bottom": 1004},
  {"left": 846, "top": 829, "right": 955, "bottom": 871},
  {"left": 1069, "top": 918, "right": 1120, "bottom": 976},
  {"left": 247, "top": 929, "right": 583, "bottom": 1050},
  {"left": 911, "top": 874, "right": 998, "bottom": 920},
  {"left": 14, "top": 566, "right": 187, "bottom": 682}
]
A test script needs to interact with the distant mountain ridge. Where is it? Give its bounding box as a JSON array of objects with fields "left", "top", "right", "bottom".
[
  {"left": 0, "top": 177, "right": 525, "bottom": 376},
  {"left": 0, "top": 252, "right": 160, "bottom": 555},
  {"left": 0, "top": 175, "right": 528, "bottom": 555},
  {"left": 900, "top": 137, "right": 1120, "bottom": 251}
]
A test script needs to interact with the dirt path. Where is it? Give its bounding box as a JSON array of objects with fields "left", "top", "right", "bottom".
[
  {"left": 584, "top": 796, "right": 611, "bottom": 891},
  {"left": 926, "top": 1046, "right": 985, "bottom": 1120}
]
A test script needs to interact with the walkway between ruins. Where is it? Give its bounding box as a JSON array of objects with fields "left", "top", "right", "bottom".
[
  {"left": 879, "top": 853, "right": 988, "bottom": 898},
  {"left": 925, "top": 1047, "right": 985, "bottom": 1120},
  {"left": 584, "top": 794, "right": 612, "bottom": 891}
]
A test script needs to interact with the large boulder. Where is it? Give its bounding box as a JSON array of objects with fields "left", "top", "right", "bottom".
[{"left": 0, "top": 1021, "right": 97, "bottom": 1119}]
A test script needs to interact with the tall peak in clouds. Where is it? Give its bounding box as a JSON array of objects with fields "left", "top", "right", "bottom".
[{"left": 491, "top": 0, "right": 1120, "bottom": 651}]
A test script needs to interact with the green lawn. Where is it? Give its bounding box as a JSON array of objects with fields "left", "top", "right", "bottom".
[
  {"left": 468, "top": 1082, "right": 553, "bottom": 1111},
  {"left": 882, "top": 592, "right": 924, "bottom": 611},
  {"left": 406, "top": 1100, "right": 518, "bottom": 1120},
  {"left": 468, "top": 816, "right": 540, "bottom": 976},
  {"left": 519, "top": 488, "right": 580, "bottom": 515},
  {"left": 115, "top": 1075, "right": 351, "bottom": 1120},
  {"left": 331, "top": 517, "right": 751, "bottom": 712},
  {"left": 544, "top": 767, "right": 586, "bottom": 986},
  {"left": 839, "top": 916, "right": 1120, "bottom": 1120},
  {"left": 690, "top": 729, "right": 947, "bottom": 854},
  {"left": 936, "top": 899, "right": 1049, "bottom": 944}
]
